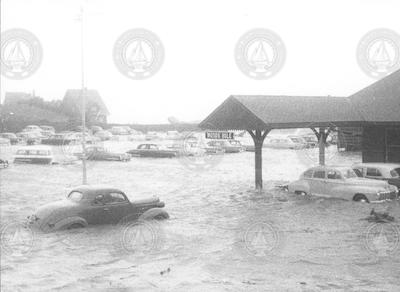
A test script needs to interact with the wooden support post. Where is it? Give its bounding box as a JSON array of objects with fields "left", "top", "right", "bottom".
[
  {"left": 319, "top": 127, "right": 326, "bottom": 166},
  {"left": 248, "top": 129, "right": 270, "bottom": 190},
  {"left": 311, "top": 127, "right": 328, "bottom": 166}
]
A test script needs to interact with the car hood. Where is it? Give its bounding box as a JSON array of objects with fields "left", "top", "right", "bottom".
[
  {"left": 346, "top": 177, "right": 389, "bottom": 189},
  {"left": 34, "top": 199, "right": 78, "bottom": 219}
]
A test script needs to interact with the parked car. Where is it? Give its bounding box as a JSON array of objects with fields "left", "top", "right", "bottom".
[
  {"left": 206, "top": 140, "right": 244, "bottom": 153},
  {"left": 0, "top": 137, "right": 10, "bottom": 146},
  {"left": 127, "top": 144, "right": 177, "bottom": 158},
  {"left": 14, "top": 146, "right": 55, "bottom": 164},
  {"left": 40, "top": 125, "right": 55, "bottom": 137},
  {"left": 22, "top": 125, "right": 42, "bottom": 133},
  {"left": 41, "top": 133, "right": 68, "bottom": 145},
  {"left": 166, "top": 131, "right": 182, "bottom": 140},
  {"left": 110, "top": 126, "right": 130, "bottom": 135},
  {"left": 167, "top": 142, "right": 205, "bottom": 156},
  {"left": 42, "top": 132, "right": 94, "bottom": 145},
  {"left": 16, "top": 132, "right": 43, "bottom": 145},
  {"left": 91, "top": 126, "right": 103, "bottom": 134},
  {"left": 72, "top": 126, "right": 90, "bottom": 133},
  {"left": 264, "top": 135, "right": 307, "bottom": 150},
  {"left": 235, "top": 133, "right": 255, "bottom": 152},
  {"left": 121, "top": 126, "right": 133, "bottom": 134},
  {"left": 288, "top": 166, "right": 399, "bottom": 202},
  {"left": 94, "top": 130, "right": 113, "bottom": 141},
  {"left": 27, "top": 185, "right": 169, "bottom": 231},
  {"left": 352, "top": 163, "right": 400, "bottom": 189},
  {"left": 74, "top": 146, "right": 131, "bottom": 161},
  {"left": 128, "top": 132, "right": 146, "bottom": 141},
  {"left": 0, "top": 133, "right": 18, "bottom": 144},
  {"left": 145, "top": 131, "right": 160, "bottom": 140},
  {"left": 0, "top": 159, "right": 9, "bottom": 168},
  {"left": 301, "top": 135, "right": 318, "bottom": 148}
]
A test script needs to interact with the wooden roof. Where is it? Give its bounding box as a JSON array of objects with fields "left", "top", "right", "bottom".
[{"left": 199, "top": 69, "right": 400, "bottom": 130}]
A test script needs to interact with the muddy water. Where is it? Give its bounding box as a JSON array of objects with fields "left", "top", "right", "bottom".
[{"left": 1, "top": 142, "right": 400, "bottom": 291}]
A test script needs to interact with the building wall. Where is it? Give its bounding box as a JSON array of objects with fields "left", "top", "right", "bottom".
[{"left": 362, "top": 125, "right": 400, "bottom": 163}]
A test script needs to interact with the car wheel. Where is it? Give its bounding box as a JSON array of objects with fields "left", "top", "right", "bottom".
[
  {"left": 353, "top": 194, "right": 369, "bottom": 203},
  {"left": 68, "top": 223, "right": 84, "bottom": 229},
  {"left": 295, "top": 191, "right": 307, "bottom": 196}
]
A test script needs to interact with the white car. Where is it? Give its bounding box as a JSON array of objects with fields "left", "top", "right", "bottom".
[
  {"left": 14, "top": 146, "right": 55, "bottom": 164},
  {"left": 288, "top": 165, "right": 398, "bottom": 203}
]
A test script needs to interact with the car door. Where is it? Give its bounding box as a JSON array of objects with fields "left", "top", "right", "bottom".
[
  {"left": 102, "top": 192, "right": 133, "bottom": 224},
  {"left": 85, "top": 194, "right": 115, "bottom": 224},
  {"left": 325, "top": 169, "right": 346, "bottom": 199},
  {"left": 309, "top": 169, "right": 327, "bottom": 196}
]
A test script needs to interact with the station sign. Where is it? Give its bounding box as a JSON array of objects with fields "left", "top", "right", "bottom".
[{"left": 205, "top": 131, "right": 234, "bottom": 139}]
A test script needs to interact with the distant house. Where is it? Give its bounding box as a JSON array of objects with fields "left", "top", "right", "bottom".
[{"left": 62, "top": 89, "right": 109, "bottom": 124}]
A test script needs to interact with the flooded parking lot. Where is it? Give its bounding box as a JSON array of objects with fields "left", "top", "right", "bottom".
[{"left": 1, "top": 142, "right": 400, "bottom": 291}]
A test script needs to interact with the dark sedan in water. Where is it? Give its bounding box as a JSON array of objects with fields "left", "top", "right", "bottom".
[
  {"left": 28, "top": 185, "right": 169, "bottom": 231},
  {"left": 75, "top": 146, "right": 131, "bottom": 161},
  {"left": 127, "top": 144, "right": 177, "bottom": 158}
]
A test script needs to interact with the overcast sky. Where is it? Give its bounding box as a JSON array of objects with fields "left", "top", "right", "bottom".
[{"left": 1, "top": 0, "right": 399, "bottom": 124}]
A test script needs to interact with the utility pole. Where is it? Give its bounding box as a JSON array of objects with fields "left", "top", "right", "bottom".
[{"left": 78, "top": 6, "right": 87, "bottom": 184}]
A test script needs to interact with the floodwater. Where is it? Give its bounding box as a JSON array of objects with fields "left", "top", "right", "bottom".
[{"left": 1, "top": 140, "right": 400, "bottom": 291}]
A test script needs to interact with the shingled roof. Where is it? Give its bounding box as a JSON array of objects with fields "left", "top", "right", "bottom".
[
  {"left": 199, "top": 69, "right": 400, "bottom": 130},
  {"left": 62, "top": 89, "right": 110, "bottom": 115},
  {"left": 349, "top": 69, "right": 400, "bottom": 123}
]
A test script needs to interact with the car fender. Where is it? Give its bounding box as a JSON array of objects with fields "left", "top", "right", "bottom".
[
  {"left": 139, "top": 208, "right": 169, "bottom": 220},
  {"left": 53, "top": 216, "right": 88, "bottom": 230},
  {"left": 332, "top": 185, "right": 378, "bottom": 201},
  {"left": 288, "top": 180, "right": 310, "bottom": 194}
]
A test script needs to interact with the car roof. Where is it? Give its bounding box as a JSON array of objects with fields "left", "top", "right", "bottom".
[
  {"left": 306, "top": 165, "right": 351, "bottom": 171},
  {"left": 353, "top": 163, "right": 400, "bottom": 169},
  {"left": 17, "top": 145, "right": 52, "bottom": 151},
  {"left": 70, "top": 185, "right": 124, "bottom": 198}
]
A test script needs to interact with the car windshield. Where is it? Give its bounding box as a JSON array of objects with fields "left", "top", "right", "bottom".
[
  {"left": 337, "top": 168, "right": 358, "bottom": 179},
  {"left": 390, "top": 168, "right": 400, "bottom": 178},
  {"left": 290, "top": 137, "right": 303, "bottom": 143},
  {"left": 68, "top": 191, "right": 83, "bottom": 202}
]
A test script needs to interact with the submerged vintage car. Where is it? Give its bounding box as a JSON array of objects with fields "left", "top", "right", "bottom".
[
  {"left": 264, "top": 135, "right": 307, "bottom": 150},
  {"left": 352, "top": 163, "right": 400, "bottom": 189},
  {"left": 27, "top": 185, "right": 169, "bottom": 231},
  {"left": 14, "top": 146, "right": 55, "bottom": 164},
  {"left": 74, "top": 146, "right": 131, "bottom": 162},
  {"left": 16, "top": 131, "right": 43, "bottom": 145},
  {"left": 206, "top": 140, "right": 244, "bottom": 153},
  {"left": 288, "top": 165, "right": 399, "bottom": 203},
  {"left": 127, "top": 144, "right": 178, "bottom": 158}
]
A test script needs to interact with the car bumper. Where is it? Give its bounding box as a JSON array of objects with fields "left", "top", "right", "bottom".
[{"left": 377, "top": 190, "right": 399, "bottom": 201}]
